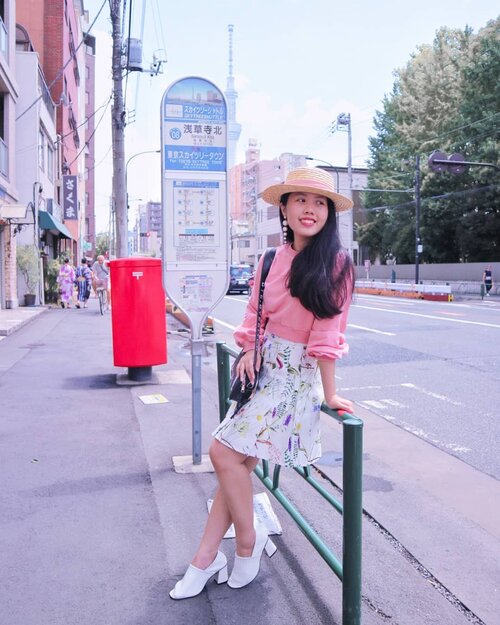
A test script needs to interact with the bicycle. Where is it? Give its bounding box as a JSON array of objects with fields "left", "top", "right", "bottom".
[{"left": 95, "top": 279, "right": 109, "bottom": 315}]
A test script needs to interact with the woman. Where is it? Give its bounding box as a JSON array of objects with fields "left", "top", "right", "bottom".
[
  {"left": 57, "top": 258, "right": 75, "bottom": 309},
  {"left": 170, "top": 168, "right": 355, "bottom": 599},
  {"left": 75, "top": 258, "right": 92, "bottom": 308}
]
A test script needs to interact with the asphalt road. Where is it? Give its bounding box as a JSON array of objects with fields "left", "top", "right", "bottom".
[{"left": 213, "top": 293, "right": 500, "bottom": 479}]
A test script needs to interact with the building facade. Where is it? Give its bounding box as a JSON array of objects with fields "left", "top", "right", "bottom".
[
  {"left": 0, "top": 0, "right": 96, "bottom": 309},
  {"left": 0, "top": 0, "right": 20, "bottom": 309},
  {"left": 17, "top": 0, "right": 89, "bottom": 260},
  {"left": 229, "top": 141, "right": 368, "bottom": 267}
]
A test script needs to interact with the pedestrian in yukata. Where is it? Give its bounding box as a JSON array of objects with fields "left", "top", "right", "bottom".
[
  {"left": 75, "top": 258, "right": 92, "bottom": 308},
  {"left": 57, "top": 258, "right": 75, "bottom": 309}
]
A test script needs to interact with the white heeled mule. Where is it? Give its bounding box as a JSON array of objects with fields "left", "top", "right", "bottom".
[
  {"left": 169, "top": 551, "right": 228, "bottom": 600},
  {"left": 228, "top": 524, "right": 277, "bottom": 589}
]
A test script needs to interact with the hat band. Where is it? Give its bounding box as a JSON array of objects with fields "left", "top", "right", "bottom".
[{"left": 283, "top": 178, "right": 335, "bottom": 194}]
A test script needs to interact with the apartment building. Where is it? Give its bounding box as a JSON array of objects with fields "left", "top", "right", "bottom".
[
  {"left": 17, "top": 0, "right": 89, "bottom": 259},
  {"left": 0, "top": 0, "right": 20, "bottom": 309}
]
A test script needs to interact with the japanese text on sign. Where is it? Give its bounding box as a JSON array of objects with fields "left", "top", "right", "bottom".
[{"left": 62, "top": 175, "right": 78, "bottom": 220}]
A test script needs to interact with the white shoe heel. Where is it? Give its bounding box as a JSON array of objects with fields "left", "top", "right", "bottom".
[
  {"left": 228, "top": 525, "right": 277, "bottom": 589},
  {"left": 169, "top": 551, "right": 227, "bottom": 600},
  {"left": 264, "top": 538, "right": 277, "bottom": 558},
  {"left": 216, "top": 564, "right": 229, "bottom": 584}
]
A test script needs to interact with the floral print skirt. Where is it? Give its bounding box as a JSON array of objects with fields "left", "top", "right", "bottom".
[{"left": 212, "top": 333, "right": 323, "bottom": 468}]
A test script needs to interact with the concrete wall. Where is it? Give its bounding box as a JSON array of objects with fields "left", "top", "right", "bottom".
[{"left": 355, "top": 262, "right": 500, "bottom": 295}]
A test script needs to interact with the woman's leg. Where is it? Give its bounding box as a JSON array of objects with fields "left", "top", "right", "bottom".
[{"left": 191, "top": 442, "right": 258, "bottom": 569}]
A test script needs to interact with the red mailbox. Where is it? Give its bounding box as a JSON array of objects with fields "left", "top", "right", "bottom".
[{"left": 109, "top": 258, "right": 167, "bottom": 380}]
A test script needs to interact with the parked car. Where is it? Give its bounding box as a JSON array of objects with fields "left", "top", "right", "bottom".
[{"left": 227, "top": 264, "right": 253, "bottom": 294}]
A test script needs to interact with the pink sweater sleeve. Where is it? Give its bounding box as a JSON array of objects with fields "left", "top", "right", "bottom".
[{"left": 307, "top": 292, "right": 351, "bottom": 360}]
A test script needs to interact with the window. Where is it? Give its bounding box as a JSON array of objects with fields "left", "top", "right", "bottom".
[
  {"left": 0, "top": 94, "right": 7, "bottom": 177},
  {"left": 47, "top": 144, "right": 54, "bottom": 180},
  {"left": 39, "top": 129, "right": 45, "bottom": 172}
]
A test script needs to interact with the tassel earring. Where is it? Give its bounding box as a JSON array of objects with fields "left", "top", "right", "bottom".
[{"left": 282, "top": 217, "right": 288, "bottom": 244}]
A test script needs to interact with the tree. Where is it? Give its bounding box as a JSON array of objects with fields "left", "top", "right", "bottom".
[
  {"left": 95, "top": 233, "right": 110, "bottom": 258},
  {"left": 16, "top": 245, "right": 40, "bottom": 294},
  {"left": 359, "top": 18, "right": 500, "bottom": 263}
]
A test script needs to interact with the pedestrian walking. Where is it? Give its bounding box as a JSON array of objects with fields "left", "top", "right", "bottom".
[
  {"left": 170, "top": 167, "right": 355, "bottom": 600},
  {"left": 75, "top": 258, "right": 92, "bottom": 308},
  {"left": 483, "top": 264, "right": 494, "bottom": 296},
  {"left": 57, "top": 258, "right": 75, "bottom": 309}
]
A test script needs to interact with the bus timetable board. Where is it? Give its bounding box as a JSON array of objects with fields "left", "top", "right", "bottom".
[{"left": 160, "top": 76, "right": 229, "bottom": 339}]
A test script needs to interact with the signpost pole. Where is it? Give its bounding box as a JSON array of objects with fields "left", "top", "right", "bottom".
[
  {"left": 191, "top": 336, "right": 204, "bottom": 464},
  {"left": 161, "top": 76, "right": 229, "bottom": 470}
]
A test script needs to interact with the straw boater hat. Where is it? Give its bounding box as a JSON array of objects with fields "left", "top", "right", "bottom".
[{"left": 261, "top": 167, "right": 353, "bottom": 212}]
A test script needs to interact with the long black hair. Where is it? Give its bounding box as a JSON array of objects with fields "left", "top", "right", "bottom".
[{"left": 280, "top": 193, "right": 354, "bottom": 318}]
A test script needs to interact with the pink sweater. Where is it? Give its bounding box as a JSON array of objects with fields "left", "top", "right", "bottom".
[{"left": 234, "top": 244, "right": 351, "bottom": 361}]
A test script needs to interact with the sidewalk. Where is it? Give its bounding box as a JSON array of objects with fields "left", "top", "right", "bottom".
[
  {"left": 0, "top": 305, "right": 48, "bottom": 336},
  {"left": 0, "top": 301, "right": 498, "bottom": 625}
]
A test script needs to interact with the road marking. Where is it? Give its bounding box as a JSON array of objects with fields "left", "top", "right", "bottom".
[
  {"left": 353, "top": 304, "right": 500, "bottom": 329},
  {"left": 212, "top": 317, "right": 236, "bottom": 331},
  {"left": 356, "top": 295, "right": 416, "bottom": 307},
  {"left": 361, "top": 410, "right": 471, "bottom": 453},
  {"left": 401, "top": 382, "right": 462, "bottom": 406},
  {"left": 344, "top": 382, "right": 462, "bottom": 407},
  {"left": 348, "top": 323, "right": 396, "bottom": 336}
]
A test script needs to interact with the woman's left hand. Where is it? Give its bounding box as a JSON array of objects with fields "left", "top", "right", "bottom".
[{"left": 324, "top": 393, "right": 354, "bottom": 414}]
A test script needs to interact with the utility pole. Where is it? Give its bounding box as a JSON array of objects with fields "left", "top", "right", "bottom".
[
  {"left": 110, "top": 0, "right": 127, "bottom": 258},
  {"left": 330, "top": 112, "right": 353, "bottom": 256},
  {"left": 414, "top": 155, "right": 421, "bottom": 284}
]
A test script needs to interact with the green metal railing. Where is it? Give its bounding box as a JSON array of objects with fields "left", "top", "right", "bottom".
[{"left": 216, "top": 341, "right": 363, "bottom": 625}]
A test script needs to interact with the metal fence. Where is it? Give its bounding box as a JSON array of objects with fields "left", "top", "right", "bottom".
[{"left": 216, "top": 341, "right": 363, "bottom": 625}]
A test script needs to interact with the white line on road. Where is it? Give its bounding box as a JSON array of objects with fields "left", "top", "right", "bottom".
[
  {"left": 401, "top": 382, "right": 463, "bottom": 406},
  {"left": 212, "top": 317, "right": 236, "bottom": 331},
  {"left": 353, "top": 304, "right": 500, "bottom": 329},
  {"left": 343, "top": 381, "right": 462, "bottom": 407},
  {"left": 348, "top": 323, "right": 396, "bottom": 336}
]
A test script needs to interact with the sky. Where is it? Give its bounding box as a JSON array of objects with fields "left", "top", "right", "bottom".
[{"left": 84, "top": 0, "right": 498, "bottom": 232}]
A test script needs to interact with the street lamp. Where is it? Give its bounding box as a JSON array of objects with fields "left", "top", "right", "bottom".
[
  {"left": 305, "top": 156, "right": 340, "bottom": 192},
  {"left": 125, "top": 148, "right": 161, "bottom": 212}
]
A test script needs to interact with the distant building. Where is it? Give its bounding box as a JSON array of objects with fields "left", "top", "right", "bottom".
[
  {"left": 228, "top": 141, "right": 368, "bottom": 266},
  {"left": 135, "top": 201, "right": 162, "bottom": 257}
]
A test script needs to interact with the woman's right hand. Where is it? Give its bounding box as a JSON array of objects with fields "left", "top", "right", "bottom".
[{"left": 236, "top": 349, "right": 261, "bottom": 386}]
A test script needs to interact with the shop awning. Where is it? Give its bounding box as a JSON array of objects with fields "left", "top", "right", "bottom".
[{"left": 39, "top": 210, "right": 73, "bottom": 239}]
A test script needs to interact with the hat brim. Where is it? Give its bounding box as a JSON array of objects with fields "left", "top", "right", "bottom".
[{"left": 261, "top": 183, "right": 353, "bottom": 212}]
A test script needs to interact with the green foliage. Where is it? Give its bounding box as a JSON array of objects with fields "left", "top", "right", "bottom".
[
  {"left": 16, "top": 245, "right": 40, "bottom": 293},
  {"left": 44, "top": 258, "right": 61, "bottom": 303},
  {"left": 95, "top": 233, "right": 110, "bottom": 257},
  {"left": 361, "top": 17, "right": 500, "bottom": 264}
]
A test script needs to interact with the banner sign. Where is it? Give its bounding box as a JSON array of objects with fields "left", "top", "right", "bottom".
[{"left": 62, "top": 175, "right": 78, "bottom": 220}]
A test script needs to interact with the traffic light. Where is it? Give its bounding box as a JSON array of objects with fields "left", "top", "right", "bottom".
[{"left": 428, "top": 151, "right": 468, "bottom": 175}]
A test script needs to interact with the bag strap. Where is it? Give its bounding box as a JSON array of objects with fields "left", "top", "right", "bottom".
[{"left": 252, "top": 248, "right": 276, "bottom": 370}]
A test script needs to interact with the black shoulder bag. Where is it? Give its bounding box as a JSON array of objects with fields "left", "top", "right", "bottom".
[{"left": 229, "top": 248, "right": 276, "bottom": 413}]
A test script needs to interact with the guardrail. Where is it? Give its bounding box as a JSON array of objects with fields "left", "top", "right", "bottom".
[{"left": 216, "top": 341, "right": 363, "bottom": 625}]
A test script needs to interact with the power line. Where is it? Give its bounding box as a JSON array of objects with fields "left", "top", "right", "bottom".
[
  {"left": 16, "top": 0, "right": 108, "bottom": 122},
  {"left": 65, "top": 92, "right": 113, "bottom": 170},
  {"left": 360, "top": 183, "right": 499, "bottom": 212}
]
